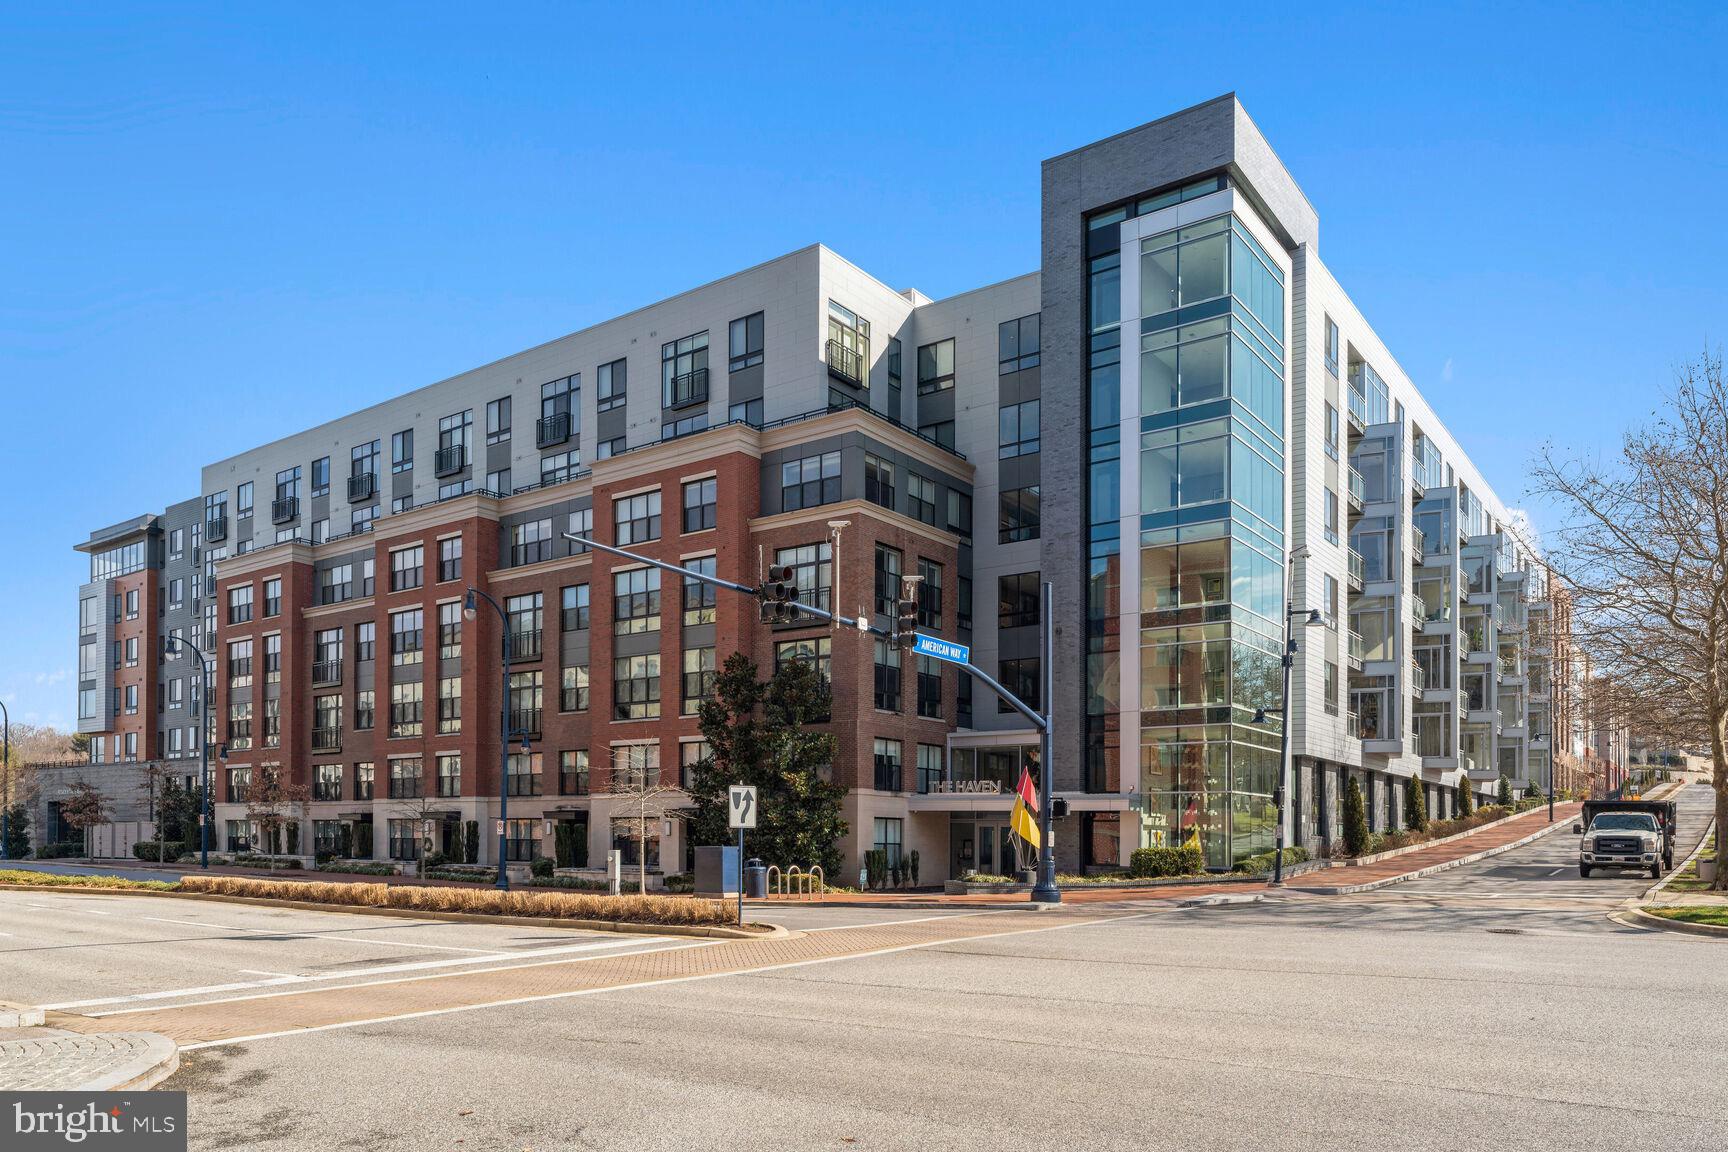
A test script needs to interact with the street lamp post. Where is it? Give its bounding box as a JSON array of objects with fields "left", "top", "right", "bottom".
[
  {"left": 1256, "top": 550, "right": 1322, "bottom": 888},
  {"left": 465, "top": 587, "right": 514, "bottom": 890},
  {"left": 1, "top": 699, "right": 10, "bottom": 860},
  {"left": 166, "top": 636, "right": 216, "bottom": 868},
  {"left": 1532, "top": 732, "right": 1554, "bottom": 822}
]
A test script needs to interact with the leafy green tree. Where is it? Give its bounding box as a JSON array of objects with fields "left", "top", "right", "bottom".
[
  {"left": 1403, "top": 779, "right": 1428, "bottom": 832},
  {"left": 1341, "top": 776, "right": 1369, "bottom": 857},
  {"left": 1496, "top": 774, "right": 1513, "bottom": 807},
  {"left": 691, "top": 652, "right": 847, "bottom": 877},
  {"left": 1459, "top": 783, "right": 1474, "bottom": 818},
  {"left": 2, "top": 803, "right": 29, "bottom": 859}
]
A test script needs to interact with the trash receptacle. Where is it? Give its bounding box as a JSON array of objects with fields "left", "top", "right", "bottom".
[{"left": 744, "top": 857, "right": 768, "bottom": 899}]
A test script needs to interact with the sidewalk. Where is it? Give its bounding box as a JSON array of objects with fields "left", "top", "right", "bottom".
[
  {"left": 752, "top": 879, "right": 1258, "bottom": 910},
  {"left": 1287, "top": 801, "right": 1584, "bottom": 895},
  {"left": 0, "top": 1026, "right": 178, "bottom": 1091}
]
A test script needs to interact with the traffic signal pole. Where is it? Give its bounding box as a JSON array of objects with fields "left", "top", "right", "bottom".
[{"left": 561, "top": 533, "right": 1060, "bottom": 903}]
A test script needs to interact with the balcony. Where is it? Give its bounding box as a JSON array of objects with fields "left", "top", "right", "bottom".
[
  {"left": 1347, "top": 708, "right": 1360, "bottom": 739},
  {"left": 205, "top": 514, "right": 228, "bottom": 543},
  {"left": 1410, "top": 524, "right": 1426, "bottom": 559},
  {"left": 665, "top": 367, "right": 709, "bottom": 409},
  {"left": 1409, "top": 592, "right": 1427, "bottom": 626},
  {"left": 312, "top": 660, "right": 342, "bottom": 686},
  {"left": 347, "top": 472, "right": 376, "bottom": 502},
  {"left": 312, "top": 727, "right": 342, "bottom": 753},
  {"left": 507, "top": 708, "right": 542, "bottom": 738},
  {"left": 1409, "top": 661, "right": 1426, "bottom": 693},
  {"left": 1347, "top": 629, "right": 1365, "bottom": 672},
  {"left": 536, "top": 411, "right": 572, "bottom": 449},
  {"left": 434, "top": 445, "right": 466, "bottom": 478},
  {"left": 1347, "top": 548, "right": 1365, "bottom": 593},
  {"left": 507, "top": 629, "right": 543, "bottom": 662},
  {"left": 271, "top": 496, "right": 299, "bottom": 524},
  {"left": 1346, "top": 466, "right": 1365, "bottom": 514},
  {"left": 827, "top": 340, "right": 864, "bottom": 387},
  {"left": 1346, "top": 385, "right": 1367, "bottom": 437}
]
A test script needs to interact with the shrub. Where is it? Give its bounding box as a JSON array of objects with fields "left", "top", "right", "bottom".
[
  {"left": 1496, "top": 775, "right": 1513, "bottom": 807},
  {"left": 175, "top": 874, "right": 736, "bottom": 926},
  {"left": 36, "top": 842, "right": 82, "bottom": 859},
  {"left": 662, "top": 872, "right": 694, "bottom": 893},
  {"left": 0, "top": 868, "right": 175, "bottom": 891},
  {"left": 464, "top": 821, "right": 479, "bottom": 865},
  {"left": 316, "top": 860, "right": 396, "bottom": 876},
  {"left": 1129, "top": 844, "right": 1205, "bottom": 878},
  {"left": 1459, "top": 784, "right": 1474, "bottom": 818},
  {"left": 314, "top": 850, "right": 336, "bottom": 867},
  {"left": 422, "top": 851, "right": 449, "bottom": 869},
  {"left": 960, "top": 872, "right": 1015, "bottom": 884},
  {"left": 554, "top": 824, "right": 576, "bottom": 869},
  {"left": 336, "top": 823, "right": 353, "bottom": 860},
  {"left": 1342, "top": 777, "right": 1369, "bottom": 856},
  {"left": 353, "top": 822, "right": 374, "bottom": 859},
  {"left": 530, "top": 856, "right": 555, "bottom": 880},
  {"left": 1232, "top": 846, "right": 1310, "bottom": 876},
  {"left": 908, "top": 849, "right": 921, "bottom": 887},
  {"left": 525, "top": 874, "right": 611, "bottom": 891},
  {"left": 132, "top": 840, "right": 167, "bottom": 862},
  {"left": 1404, "top": 780, "right": 1428, "bottom": 833}
]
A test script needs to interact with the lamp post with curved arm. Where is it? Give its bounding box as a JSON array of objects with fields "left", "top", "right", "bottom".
[
  {"left": 464, "top": 587, "right": 517, "bottom": 890},
  {"left": 1, "top": 699, "right": 11, "bottom": 860},
  {"left": 165, "top": 636, "right": 215, "bottom": 868}
]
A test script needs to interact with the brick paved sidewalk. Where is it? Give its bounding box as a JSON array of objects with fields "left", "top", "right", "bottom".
[
  {"left": 1287, "top": 802, "right": 1584, "bottom": 895},
  {"left": 0, "top": 1027, "right": 178, "bottom": 1091},
  {"left": 756, "top": 880, "right": 1258, "bottom": 909}
]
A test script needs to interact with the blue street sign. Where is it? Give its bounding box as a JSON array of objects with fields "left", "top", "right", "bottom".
[{"left": 910, "top": 633, "right": 970, "bottom": 665}]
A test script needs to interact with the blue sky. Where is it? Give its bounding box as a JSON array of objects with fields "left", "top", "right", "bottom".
[{"left": 2, "top": 2, "right": 1725, "bottom": 730}]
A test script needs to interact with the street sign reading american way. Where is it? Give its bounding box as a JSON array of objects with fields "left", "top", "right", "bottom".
[{"left": 910, "top": 633, "right": 969, "bottom": 665}]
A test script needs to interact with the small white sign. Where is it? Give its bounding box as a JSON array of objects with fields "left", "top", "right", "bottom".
[{"left": 728, "top": 784, "right": 759, "bottom": 830}]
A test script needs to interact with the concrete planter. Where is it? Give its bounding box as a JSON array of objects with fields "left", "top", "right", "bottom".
[{"left": 1700, "top": 859, "right": 1717, "bottom": 884}]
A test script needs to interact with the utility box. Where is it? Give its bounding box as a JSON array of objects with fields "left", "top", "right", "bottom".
[
  {"left": 607, "top": 849, "right": 622, "bottom": 896},
  {"left": 694, "top": 845, "right": 740, "bottom": 898}
]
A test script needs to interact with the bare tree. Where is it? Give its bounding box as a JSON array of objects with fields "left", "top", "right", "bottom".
[
  {"left": 605, "top": 780, "right": 683, "bottom": 895},
  {"left": 244, "top": 766, "right": 310, "bottom": 869},
  {"left": 60, "top": 781, "right": 111, "bottom": 859},
  {"left": 139, "top": 761, "right": 174, "bottom": 864},
  {"left": 1531, "top": 350, "right": 1728, "bottom": 887},
  {"left": 392, "top": 792, "right": 452, "bottom": 873}
]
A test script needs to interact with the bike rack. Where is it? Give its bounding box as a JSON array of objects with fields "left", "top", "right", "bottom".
[{"left": 767, "top": 864, "right": 826, "bottom": 900}]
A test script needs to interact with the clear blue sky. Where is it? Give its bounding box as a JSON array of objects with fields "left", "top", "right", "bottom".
[{"left": 2, "top": 3, "right": 1725, "bottom": 730}]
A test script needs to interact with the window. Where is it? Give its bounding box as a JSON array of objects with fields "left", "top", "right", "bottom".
[
  {"left": 917, "top": 339, "right": 954, "bottom": 394},
  {"left": 314, "top": 763, "right": 342, "bottom": 801},
  {"left": 781, "top": 451, "right": 841, "bottom": 511},
  {"left": 1324, "top": 661, "right": 1340, "bottom": 716},
  {"left": 611, "top": 743, "right": 659, "bottom": 792},
  {"left": 391, "top": 546, "right": 423, "bottom": 592},
  {"left": 999, "top": 573, "right": 1041, "bottom": 628},
  {"left": 872, "top": 740, "right": 903, "bottom": 794},
  {"left": 729, "top": 398, "right": 763, "bottom": 426},
  {"left": 227, "top": 639, "right": 253, "bottom": 689},
  {"left": 999, "top": 399, "right": 1040, "bottom": 458},
  {"left": 614, "top": 490, "right": 661, "bottom": 545},
  {"left": 682, "top": 647, "right": 716, "bottom": 714},
  {"left": 999, "top": 486, "right": 1041, "bottom": 543},
  {"left": 999, "top": 657, "right": 1041, "bottom": 712},
  {"left": 507, "top": 593, "right": 543, "bottom": 658},
  {"left": 392, "top": 429, "right": 413, "bottom": 472},
  {"left": 1324, "top": 401, "right": 1340, "bottom": 461},
  {"left": 318, "top": 564, "right": 352, "bottom": 605},
  {"left": 354, "top": 762, "right": 375, "bottom": 800},
  {"left": 389, "top": 758, "right": 423, "bottom": 799},
  {"left": 865, "top": 453, "right": 895, "bottom": 510},
  {"left": 916, "top": 655, "right": 942, "bottom": 719},
  {"left": 1139, "top": 422, "right": 1228, "bottom": 512},
  {"left": 1324, "top": 315, "right": 1340, "bottom": 377},
  {"left": 124, "top": 684, "right": 140, "bottom": 715},
  {"left": 226, "top": 700, "right": 251, "bottom": 749},
  {"left": 917, "top": 559, "right": 943, "bottom": 629},
  {"left": 774, "top": 636, "right": 831, "bottom": 685},
  {"left": 683, "top": 556, "right": 717, "bottom": 625},
  {"left": 236, "top": 481, "right": 254, "bottom": 518},
  {"left": 168, "top": 577, "right": 185, "bottom": 609},
  {"left": 124, "top": 636, "right": 139, "bottom": 667},
  {"left": 560, "top": 750, "right": 590, "bottom": 796},
  {"left": 999, "top": 313, "right": 1041, "bottom": 373},
  {"left": 351, "top": 504, "right": 378, "bottom": 534},
  {"left": 1324, "top": 488, "right": 1340, "bottom": 545},
  {"left": 540, "top": 449, "right": 580, "bottom": 486},
  {"left": 613, "top": 568, "right": 660, "bottom": 635},
  {"left": 679, "top": 740, "right": 712, "bottom": 788},
  {"left": 827, "top": 300, "right": 869, "bottom": 387},
  {"left": 390, "top": 608, "right": 423, "bottom": 666},
  {"left": 728, "top": 312, "right": 764, "bottom": 371},
  {"left": 919, "top": 420, "right": 955, "bottom": 450},
  {"left": 227, "top": 584, "right": 253, "bottom": 625},
  {"left": 506, "top": 752, "right": 542, "bottom": 798},
  {"left": 907, "top": 473, "right": 937, "bottom": 524},
  {"left": 387, "top": 818, "right": 418, "bottom": 861},
  {"left": 262, "top": 697, "right": 281, "bottom": 748},
  {"left": 509, "top": 517, "right": 554, "bottom": 566},
  {"left": 311, "top": 518, "right": 329, "bottom": 544},
  {"left": 613, "top": 655, "right": 661, "bottom": 720},
  {"left": 596, "top": 436, "right": 625, "bottom": 459},
  {"left": 391, "top": 496, "right": 414, "bottom": 515},
  {"left": 439, "top": 601, "right": 462, "bottom": 659},
  {"left": 438, "top": 536, "right": 462, "bottom": 582},
  {"left": 539, "top": 375, "right": 578, "bottom": 444},
  {"left": 597, "top": 359, "right": 626, "bottom": 412},
  {"left": 561, "top": 584, "right": 589, "bottom": 631},
  {"left": 389, "top": 682, "right": 423, "bottom": 738},
  {"left": 312, "top": 628, "right": 340, "bottom": 681},
  {"left": 873, "top": 639, "right": 901, "bottom": 712},
  {"left": 354, "top": 689, "right": 375, "bottom": 731},
  {"left": 437, "top": 408, "right": 472, "bottom": 474},
  {"left": 682, "top": 478, "right": 717, "bottom": 533},
  {"left": 561, "top": 664, "right": 590, "bottom": 712},
  {"left": 486, "top": 468, "right": 511, "bottom": 495},
  {"left": 487, "top": 396, "right": 512, "bottom": 444},
  {"left": 662, "top": 331, "right": 709, "bottom": 407},
  {"left": 888, "top": 337, "right": 902, "bottom": 389},
  {"left": 873, "top": 544, "right": 902, "bottom": 615},
  {"left": 1323, "top": 574, "right": 1339, "bottom": 630},
  {"left": 355, "top": 620, "right": 375, "bottom": 663},
  {"left": 438, "top": 676, "right": 462, "bottom": 734},
  {"left": 775, "top": 542, "right": 831, "bottom": 612},
  {"left": 313, "top": 694, "right": 341, "bottom": 750},
  {"left": 567, "top": 507, "right": 592, "bottom": 554},
  {"left": 168, "top": 527, "right": 185, "bottom": 559},
  {"left": 437, "top": 753, "right": 462, "bottom": 798}
]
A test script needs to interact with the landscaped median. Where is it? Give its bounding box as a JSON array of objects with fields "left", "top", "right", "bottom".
[{"left": 0, "top": 868, "right": 745, "bottom": 933}]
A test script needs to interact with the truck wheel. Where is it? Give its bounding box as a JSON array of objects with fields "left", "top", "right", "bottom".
[
  {"left": 1579, "top": 864, "right": 1591, "bottom": 878},
  {"left": 1652, "top": 861, "right": 1663, "bottom": 879}
]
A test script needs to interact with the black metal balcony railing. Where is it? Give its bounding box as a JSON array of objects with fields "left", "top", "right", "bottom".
[
  {"left": 347, "top": 472, "right": 376, "bottom": 502},
  {"left": 508, "top": 629, "right": 543, "bottom": 661},
  {"left": 205, "top": 514, "right": 228, "bottom": 542},
  {"left": 666, "top": 367, "right": 709, "bottom": 408},
  {"left": 827, "top": 340, "right": 863, "bottom": 387},
  {"left": 434, "top": 445, "right": 466, "bottom": 477},
  {"left": 311, "top": 660, "right": 342, "bottom": 685},
  {"left": 271, "top": 496, "right": 299, "bottom": 524},
  {"left": 536, "top": 411, "right": 572, "bottom": 449},
  {"left": 873, "top": 762, "right": 901, "bottom": 793},
  {"left": 508, "top": 708, "right": 542, "bottom": 737},
  {"left": 312, "top": 782, "right": 341, "bottom": 801},
  {"left": 312, "top": 726, "right": 342, "bottom": 752}
]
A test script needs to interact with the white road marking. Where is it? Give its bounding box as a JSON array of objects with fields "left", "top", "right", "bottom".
[
  {"left": 803, "top": 910, "right": 1013, "bottom": 933},
  {"left": 237, "top": 970, "right": 298, "bottom": 979},
  {"left": 46, "top": 935, "right": 687, "bottom": 1012},
  {"left": 179, "top": 913, "right": 1141, "bottom": 1051}
]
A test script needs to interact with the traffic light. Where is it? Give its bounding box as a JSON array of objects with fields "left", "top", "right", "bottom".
[
  {"left": 758, "top": 564, "right": 800, "bottom": 624},
  {"left": 1051, "top": 797, "right": 1070, "bottom": 820},
  {"left": 890, "top": 595, "right": 919, "bottom": 650}
]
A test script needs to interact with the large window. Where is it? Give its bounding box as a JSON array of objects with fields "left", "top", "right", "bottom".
[
  {"left": 827, "top": 300, "right": 869, "bottom": 388},
  {"left": 682, "top": 478, "right": 717, "bottom": 533},
  {"left": 389, "top": 682, "right": 423, "bottom": 737},
  {"left": 487, "top": 396, "right": 512, "bottom": 443},
  {"left": 390, "top": 545, "right": 423, "bottom": 592},
  {"left": 917, "top": 559, "right": 942, "bottom": 629},
  {"left": 917, "top": 339, "right": 954, "bottom": 394},
  {"left": 613, "top": 655, "right": 661, "bottom": 720},
  {"left": 681, "top": 647, "right": 716, "bottom": 714},
  {"left": 439, "top": 536, "right": 462, "bottom": 582},
  {"left": 999, "top": 400, "right": 1040, "bottom": 458},
  {"left": 916, "top": 655, "right": 942, "bottom": 719},
  {"left": 872, "top": 741, "right": 903, "bottom": 794},
  {"left": 392, "top": 429, "right": 414, "bottom": 473},
  {"left": 614, "top": 490, "right": 661, "bottom": 545},
  {"left": 507, "top": 592, "right": 543, "bottom": 658},
  {"left": 999, "top": 486, "right": 1041, "bottom": 543},
  {"left": 780, "top": 451, "right": 840, "bottom": 511},
  {"left": 613, "top": 568, "right": 660, "bottom": 634},
  {"left": 865, "top": 454, "right": 895, "bottom": 510},
  {"left": 775, "top": 543, "right": 831, "bottom": 612},
  {"left": 389, "top": 758, "right": 422, "bottom": 799},
  {"left": 227, "top": 584, "right": 253, "bottom": 625},
  {"left": 873, "top": 639, "right": 901, "bottom": 712},
  {"left": 998, "top": 314, "right": 1040, "bottom": 373},
  {"left": 507, "top": 752, "right": 541, "bottom": 798},
  {"left": 509, "top": 517, "right": 554, "bottom": 566},
  {"left": 662, "top": 331, "right": 709, "bottom": 407},
  {"left": 1139, "top": 420, "right": 1228, "bottom": 513},
  {"left": 873, "top": 544, "right": 902, "bottom": 615},
  {"left": 437, "top": 676, "right": 461, "bottom": 734},
  {"left": 774, "top": 636, "right": 831, "bottom": 687},
  {"left": 508, "top": 669, "right": 543, "bottom": 734},
  {"left": 597, "top": 358, "right": 626, "bottom": 412},
  {"left": 999, "top": 572, "right": 1041, "bottom": 628},
  {"left": 999, "top": 657, "right": 1041, "bottom": 712},
  {"left": 561, "top": 664, "right": 589, "bottom": 712},
  {"left": 560, "top": 750, "right": 590, "bottom": 796},
  {"left": 560, "top": 584, "right": 589, "bottom": 631},
  {"left": 907, "top": 473, "right": 937, "bottom": 524},
  {"left": 437, "top": 753, "right": 462, "bottom": 797},
  {"left": 390, "top": 609, "right": 423, "bottom": 666},
  {"left": 683, "top": 556, "right": 717, "bottom": 625},
  {"left": 728, "top": 312, "right": 764, "bottom": 371},
  {"left": 1139, "top": 537, "right": 1232, "bottom": 612}
]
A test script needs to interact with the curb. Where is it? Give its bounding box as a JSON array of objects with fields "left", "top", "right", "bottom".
[
  {"left": 1610, "top": 904, "right": 1728, "bottom": 939},
  {"left": 0, "top": 881, "right": 770, "bottom": 940},
  {"left": 1291, "top": 814, "right": 1576, "bottom": 896},
  {"left": 1327, "top": 808, "right": 1554, "bottom": 869},
  {"left": 0, "top": 1003, "right": 45, "bottom": 1029},
  {"left": 0, "top": 1028, "right": 179, "bottom": 1092},
  {"left": 1177, "top": 893, "right": 1265, "bottom": 909},
  {"left": 1642, "top": 817, "right": 1716, "bottom": 902},
  {"left": 92, "top": 1032, "right": 180, "bottom": 1092}
]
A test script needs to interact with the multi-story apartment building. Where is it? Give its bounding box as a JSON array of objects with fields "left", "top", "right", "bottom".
[{"left": 72, "top": 94, "right": 1566, "bottom": 878}]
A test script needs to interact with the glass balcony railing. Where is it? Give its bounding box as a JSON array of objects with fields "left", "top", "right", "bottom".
[
  {"left": 1409, "top": 592, "right": 1427, "bottom": 626},
  {"left": 1348, "top": 548, "right": 1365, "bottom": 590},
  {"left": 1347, "top": 383, "right": 1368, "bottom": 433},
  {"left": 1347, "top": 709, "right": 1360, "bottom": 738},
  {"left": 1348, "top": 630, "right": 1365, "bottom": 670},
  {"left": 1347, "top": 466, "right": 1365, "bottom": 511},
  {"left": 1408, "top": 661, "right": 1426, "bottom": 693},
  {"left": 1411, "top": 524, "right": 1426, "bottom": 558}
]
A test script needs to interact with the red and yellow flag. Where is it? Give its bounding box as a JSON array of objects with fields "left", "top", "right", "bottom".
[{"left": 1009, "top": 766, "right": 1041, "bottom": 849}]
